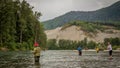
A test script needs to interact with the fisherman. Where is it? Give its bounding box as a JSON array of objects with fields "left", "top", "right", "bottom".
[
  {"left": 77, "top": 46, "right": 82, "bottom": 56},
  {"left": 33, "top": 42, "right": 41, "bottom": 63}
]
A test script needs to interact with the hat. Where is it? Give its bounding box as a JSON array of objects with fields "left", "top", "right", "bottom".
[{"left": 34, "top": 42, "right": 39, "bottom": 47}]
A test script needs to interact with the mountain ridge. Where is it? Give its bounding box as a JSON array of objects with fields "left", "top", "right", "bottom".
[{"left": 43, "top": 1, "right": 120, "bottom": 29}]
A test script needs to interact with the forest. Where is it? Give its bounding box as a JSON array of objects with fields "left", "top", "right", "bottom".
[{"left": 0, "top": 0, "right": 47, "bottom": 50}]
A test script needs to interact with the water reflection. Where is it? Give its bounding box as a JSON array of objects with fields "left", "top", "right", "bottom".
[{"left": 34, "top": 62, "right": 41, "bottom": 68}]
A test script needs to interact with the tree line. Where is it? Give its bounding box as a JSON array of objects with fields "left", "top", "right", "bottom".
[
  {"left": 47, "top": 37, "right": 120, "bottom": 50},
  {"left": 0, "top": 0, "right": 46, "bottom": 50}
]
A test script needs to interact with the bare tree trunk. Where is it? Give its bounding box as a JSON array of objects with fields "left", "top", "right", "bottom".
[
  {"left": 0, "top": 35, "right": 2, "bottom": 46},
  {"left": 35, "top": 23, "right": 38, "bottom": 43},
  {"left": 20, "top": 30, "right": 22, "bottom": 43},
  {"left": 20, "top": 30, "right": 22, "bottom": 48},
  {"left": 35, "top": 29, "right": 37, "bottom": 43}
]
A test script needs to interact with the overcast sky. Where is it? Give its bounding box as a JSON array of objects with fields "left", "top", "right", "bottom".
[{"left": 25, "top": 0, "right": 119, "bottom": 21}]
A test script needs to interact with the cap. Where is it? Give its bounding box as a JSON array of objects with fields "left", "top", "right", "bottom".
[{"left": 34, "top": 42, "right": 39, "bottom": 47}]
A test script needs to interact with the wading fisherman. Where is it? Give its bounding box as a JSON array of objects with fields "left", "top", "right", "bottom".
[
  {"left": 107, "top": 42, "right": 113, "bottom": 59},
  {"left": 77, "top": 46, "right": 82, "bottom": 56},
  {"left": 33, "top": 42, "right": 41, "bottom": 63}
]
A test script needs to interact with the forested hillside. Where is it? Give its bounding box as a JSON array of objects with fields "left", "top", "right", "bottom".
[
  {"left": 0, "top": 0, "right": 46, "bottom": 50},
  {"left": 43, "top": 1, "right": 120, "bottom": 29}
]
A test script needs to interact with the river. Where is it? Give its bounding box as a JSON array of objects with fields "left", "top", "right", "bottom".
[{"left": 0, "top": 50, "right": 120, "bottom": 68}]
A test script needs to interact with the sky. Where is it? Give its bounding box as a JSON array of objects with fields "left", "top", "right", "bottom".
[{"left": 25, "top": 0, "right": 120, "bottom": 21}]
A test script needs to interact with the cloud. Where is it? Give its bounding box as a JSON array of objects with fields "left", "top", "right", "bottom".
[{"left": 25, "top": 0, "right": 119, "bottom": 21}]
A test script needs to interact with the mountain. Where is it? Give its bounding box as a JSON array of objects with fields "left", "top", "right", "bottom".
[{"left": 43, "top": 1, "right": 120, "bottom": 29}]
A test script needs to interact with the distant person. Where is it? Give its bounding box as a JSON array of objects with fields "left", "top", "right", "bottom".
[
  {"left": 77, "top": 46, "right": 82, "bottom": 56},
  {"left": 96, "top": 47, "right": 99, "bottom": 53},
  {"left": 33, "top": 42, "right": 41, "bottom": 63},
  {"left": 107, "top": 42, "right": 113, "bottom": 59}
]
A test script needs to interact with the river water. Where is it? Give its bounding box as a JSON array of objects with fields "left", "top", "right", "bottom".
[{"left": 0, "top": 50, "right": 120, "bottom": 68}]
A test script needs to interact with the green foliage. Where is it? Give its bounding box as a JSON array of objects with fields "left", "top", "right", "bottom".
[
  {"left": 47, "top": 37, "right": 120, "bottom": 50},
  {"left": 104, "top": 37, "right": 120, "bottom": 46},
  {"left": 87, "top": 41, "right": 97, "bottom": 49},
  {"left": 96, "top": 43, "right": 105, "bottom": 50},
  {"left": 60, "top": 24, "right": 72, "bottom": 30},
  {"left": 46, "top": 39, "right": 59, "bottom": 50},
  {"left": 61, "top": 21, "right": 105, "bottom": 33},
  {"left": 47, "top": 38, "right": 97, "bottom": 50},
  {"left": 58, "top": 39, "right": 79, "bottom": 50},
  {"left": 112, "top": 46, "right": 120, "bottom": 50},
  {"left": 8, "top": 42, "right": 18, "bottom": 50},
  {"left": 0, "top": 0, "right": 46, "bottom": 50},
  {"left": 74, "top": 21, "right": 104, "bottom": 33}
]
